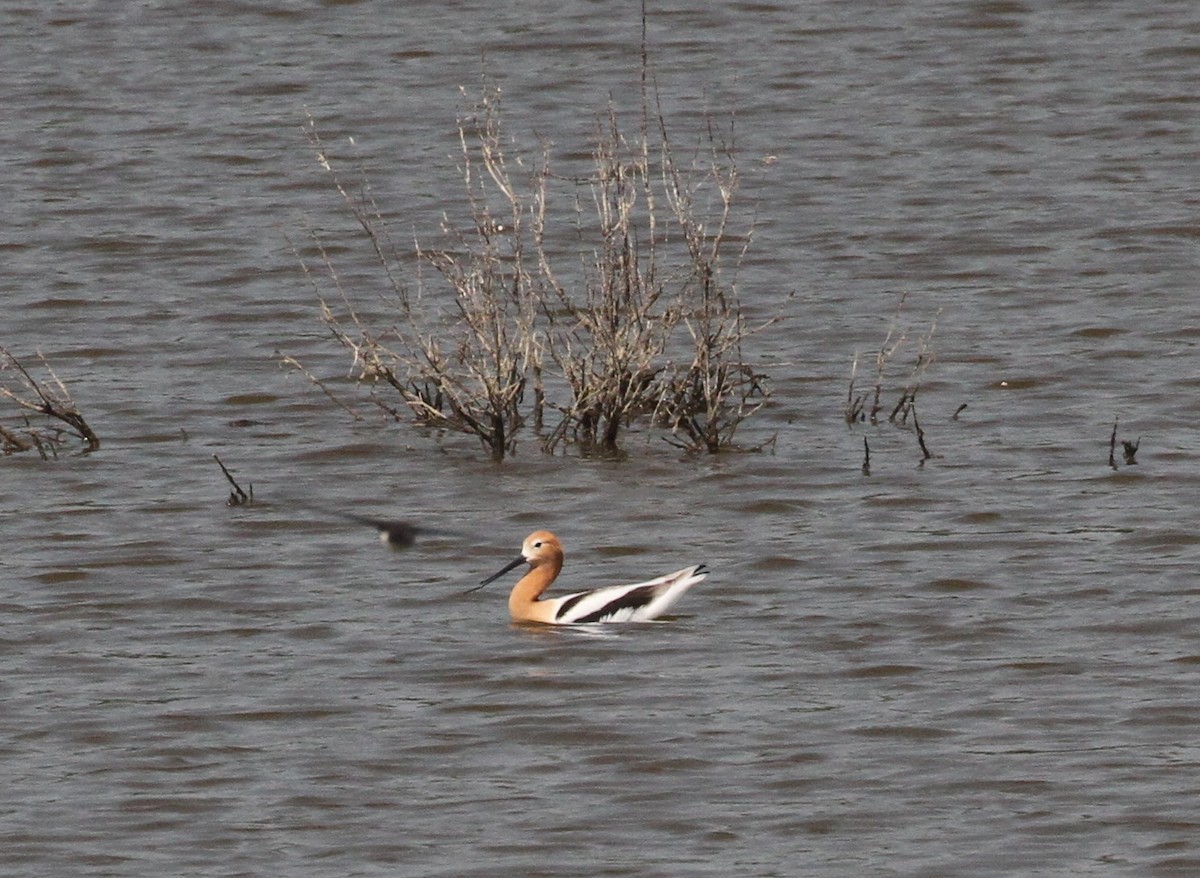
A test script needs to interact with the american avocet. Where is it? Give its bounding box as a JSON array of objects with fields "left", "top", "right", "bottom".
[{"left": 473, "top": 530, "right": 708, "bottom": 624}]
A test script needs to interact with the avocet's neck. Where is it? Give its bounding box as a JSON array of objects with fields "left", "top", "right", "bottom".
[{"left": 508, "top": 550, "right": 563, "bottom": 623}]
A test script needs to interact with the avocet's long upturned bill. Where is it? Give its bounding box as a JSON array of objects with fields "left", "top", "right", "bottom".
[{"left": 475, "top": 531, "right": 707, "bottom": 624}]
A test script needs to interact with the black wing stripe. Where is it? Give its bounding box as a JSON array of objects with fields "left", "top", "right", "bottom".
[
  {"left": 555, "top": 592, "right": 589, "bottom": 619},
  {"left": 570, "top": 584, "right": 658, "bottom": 624}
]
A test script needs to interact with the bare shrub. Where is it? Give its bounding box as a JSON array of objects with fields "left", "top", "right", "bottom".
[{"left": 291, "top": 78, "right": 770, "bottom": 460}]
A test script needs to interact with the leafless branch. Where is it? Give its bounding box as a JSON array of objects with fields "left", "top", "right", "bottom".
[{"left": 0, "top": 347, "right": 99, "bottom": 455}]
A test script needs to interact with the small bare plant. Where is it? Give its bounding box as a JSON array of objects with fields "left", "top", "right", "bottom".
[
  {"left": 845, "top": 297, "right": 942, "bottom": 467},
  {"left": 0, "top": 347, "right": 99, "bottom": 457},
  {"left": 846, "top": 293, "right": 910, "bottom": 425},
  {"left": 846, "top": 295, "right": 939, "bottom": 427}
]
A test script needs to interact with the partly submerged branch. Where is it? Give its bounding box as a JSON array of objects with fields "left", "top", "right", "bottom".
[{"left": 0, "top": 347, "right": 99, "bottom": 456}]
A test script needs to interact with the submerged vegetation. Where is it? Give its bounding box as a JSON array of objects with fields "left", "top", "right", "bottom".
[
  {"left": 0, "top": 347, "right": 98, "bottom": 457},
  {"left": 845, "top": 294, "right": 938, "bottom": 429},
  {"left": 845, "top": 295, "right": 941, "bottom": 469},
  {"left": 290, "top": 73, "right": 771, "bottom": 461}
]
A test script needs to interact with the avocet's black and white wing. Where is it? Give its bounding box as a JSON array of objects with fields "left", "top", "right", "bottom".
[{"left": 548, "top": 565, "right": 708, "bottom": 624}]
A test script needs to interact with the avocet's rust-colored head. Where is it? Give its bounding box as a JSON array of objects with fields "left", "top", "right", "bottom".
[{"left": 519, "top": 531, "right": 563, "bottom": 567}]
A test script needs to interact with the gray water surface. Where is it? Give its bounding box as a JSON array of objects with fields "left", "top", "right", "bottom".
[{"left": 4, "top": 2, "right": 1200, "bottom": 876}]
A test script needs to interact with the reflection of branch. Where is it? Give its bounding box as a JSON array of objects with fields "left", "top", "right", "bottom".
[
  {"left": 0, "top": 423, "right": 34, "bottom": 454},
  {"left": 214, "top": 455, "right": 252, "bottom": 506},
  {"left": 0, "top": 347, "right": 99, "bottom": 454}
]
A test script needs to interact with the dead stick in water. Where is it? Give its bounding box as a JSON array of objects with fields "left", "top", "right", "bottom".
[
  {"left": 1108, "top": 417, "right": 1119, "bottom": 470},
  {"left": 913, "top": 403, "right": 932, "bottom": 464},
  {"left": 862, "top": 436, "right": 871, "bottom": 476},
  {"left": 214, "top": 454, "right": 252, "bottom": 505}
]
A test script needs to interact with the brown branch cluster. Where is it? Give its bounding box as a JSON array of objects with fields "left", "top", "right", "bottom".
[{"left": 1, "top": 347, "right": 99, "bottom": 457}]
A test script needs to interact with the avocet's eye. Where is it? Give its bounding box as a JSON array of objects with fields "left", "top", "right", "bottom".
[{"left": 533, "top": 541, "right": 543, "bottom": 548}]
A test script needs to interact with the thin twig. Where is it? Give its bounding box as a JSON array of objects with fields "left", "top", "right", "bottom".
[{"left": 277, "top": 351, "right": 365, "bottom": 420}]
